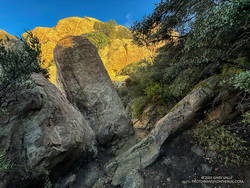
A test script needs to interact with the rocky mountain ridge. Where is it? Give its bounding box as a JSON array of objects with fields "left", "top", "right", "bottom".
[
  {"left": 29, "top": 17, "right": 158, "bottom": 84},
  {"left": 1, "top": 17, "right": 158, "bottom": 84}
]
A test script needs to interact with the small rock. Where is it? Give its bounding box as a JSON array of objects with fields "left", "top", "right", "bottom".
[
  {"left": 55, "top": 174, "right": 76, "bottom": 188},
  {"left": 191, "top": 145, "right": 204, "bottom": 156},
  {"left": 64, "top": 174, "right": 76, "bottom": 186},
  {"left": 167, "top": 177, "right": 171, "bottom": 182},
  {"left": 93, "top": 177, "right": 110, "bottom": 188},
  {"left": 214, "top": 168, "right": 219, "bottom": 171},
  {"left": 123, "top": 169, "right": 144, "bottom": 188}
]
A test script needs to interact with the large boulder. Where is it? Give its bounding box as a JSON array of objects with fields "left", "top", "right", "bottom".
[
  {"left": 0, "top": 73, "right": 97, "bottom": 184},
  {"left": 54, "top": 36, "right": 133, "bottom": 145}
]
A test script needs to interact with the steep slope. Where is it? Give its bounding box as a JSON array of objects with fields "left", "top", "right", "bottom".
[
  {"left": 0, "top": 29, "right": 16, "bottom": 40},
  {"left": 29, "top": 17, "right": 156, "bottom": 84}
]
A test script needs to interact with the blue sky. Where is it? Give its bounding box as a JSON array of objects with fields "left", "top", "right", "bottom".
[{"left": 0, "top": 0, "right": 160, "bottom": 36}]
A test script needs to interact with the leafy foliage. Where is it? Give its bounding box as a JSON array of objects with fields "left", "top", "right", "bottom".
[
  {"left": 94, "top": 20, "right": 118, "bottom": 38},
  {"left": 242, "top": 111, "right": 250, "bottom": 124},
  {"left": 118, "top": 60, "right": 151, "bottom": 76},
  {"left": 132, "top": 0, "right": 214, "bottom": 45},
  {"left": 230, "top": 71, "right": 250, "bottom": 92},
  {"left": 94, "top": 20, "right": 132, "bottom": 39},
  {"left": 144, "top": 83, "right": 163, "bottom": 100},
  {"left": 185, "top": 0, "right": 250, "bottom": 63},
  {"left": 192, "top": 121, "right": 249, "bottom": 167},
  {"left": 124, "top": 0, "right": 250, "bottom": 118},
  {"left": 118, "top": 0, "right": 250, "bottom": 168},
  {"left": 83, "top": 32, "right": 111, "bottom": 49},
  {"left": 0, "top": 32, "right": 49, "bottom": 89},
  {"left": 0, "top": 151, "right": 12, "bottom": 170},
  {"left": 130, "top": 96, "right": 149, "bottom": 119},
  {"left": 119, "top": 57, "right": 212, "bottom": 107},
  {"left": 133, "top": 0, "right": 250, "bottom": 65}
]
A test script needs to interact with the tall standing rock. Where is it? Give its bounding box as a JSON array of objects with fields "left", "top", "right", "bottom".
[{"left": 54, "top": 36, "right": 133, "bottom": 145}]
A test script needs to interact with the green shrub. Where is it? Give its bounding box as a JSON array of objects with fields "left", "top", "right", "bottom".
[
  {"left": 230, "top": 71, "right": 250, "bottom": 92},
  {"left": 119, "top": 60, "right": 150, "bottom": 76},
  {"left": 106, "top": 20, "right": 117, "bottom": 27},
  {"left": 94, "top": 20, "right": 132, "bottom": 39},
  {"left": 242, "top": 111, "right": 250, "bottom": 124},
  {"left": 162, "top": 65, "right": 181, "bottom": 83},
  {"left": 120, "top": 59, "right": 179, "bottom": 104},
  {"left": 123, "top": 61, "right": 153, "bottom": 98},
  {"left": 0, "top": 32, "right": 49, "bottom": 89},
  {"left": 117, "top": 86, "right": 129, "bottom": 97},
  {"left": 116, "top": 27, "right": 132, "bottom": 39},
  {"left": 0, "top": 151, "right": 12, "bottom": 170},
  {"left": 144, "top": 83, "right": 162, "bottom": 100},
  {"left": 83, "top": 32, "right": 111, "bottom": 50},
  {"left": 131, "top": 96, "right": 148, "bottom": 119},
  {"left": 94, "top": 20, "right": 117, "bottom": 38},
  {"left": 192, "top": 121, "right": 249, "bottom": 167}
]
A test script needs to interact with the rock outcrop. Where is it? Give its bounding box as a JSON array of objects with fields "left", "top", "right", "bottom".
[
  {"left": 54, "top": 36, "right": 133, "bottom": 145},
  {"left": 0, "top": 73, "right": 97, "bottom": 186}
]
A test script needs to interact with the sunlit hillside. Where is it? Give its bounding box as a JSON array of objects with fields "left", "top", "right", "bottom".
[{"left": 28, "top": 17, "right": 158, "bottom": 84}]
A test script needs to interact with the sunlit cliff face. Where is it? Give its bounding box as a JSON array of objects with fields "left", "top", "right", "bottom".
[{"left": 27, "top": 17, "right": 160, "bottom": 85}]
